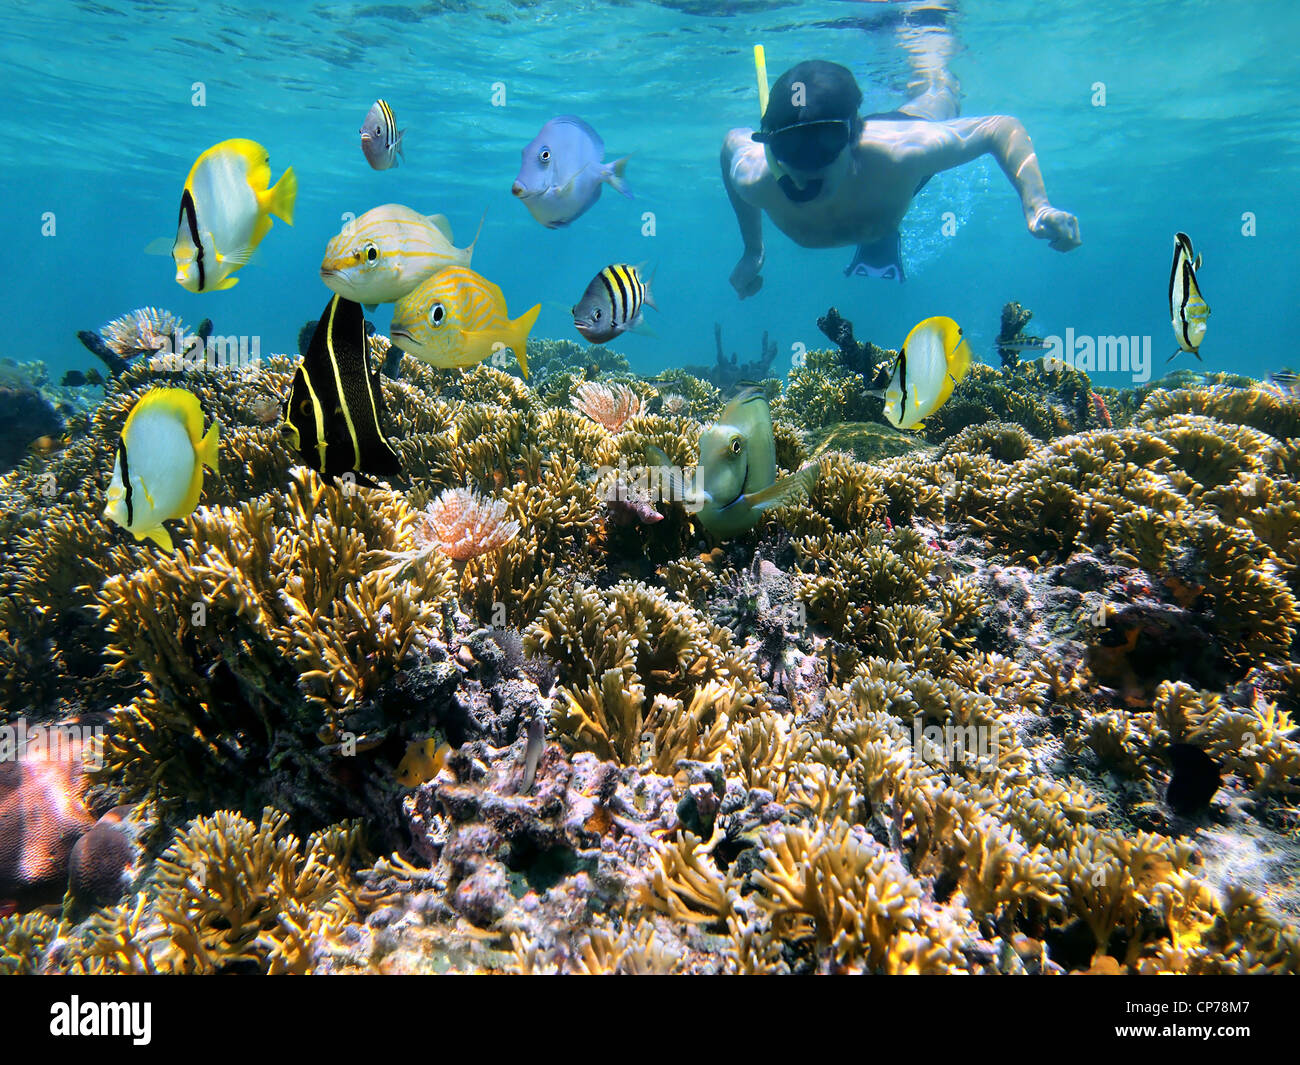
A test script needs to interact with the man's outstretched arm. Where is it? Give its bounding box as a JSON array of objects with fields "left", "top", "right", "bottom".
[
  {"left": 722, "top": 129, "right": 767, "bottom": 298},
  {"left": 908, "top": 115, "right": 1081, "bottom": 250}
]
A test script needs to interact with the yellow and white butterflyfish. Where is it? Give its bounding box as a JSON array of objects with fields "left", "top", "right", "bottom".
[
  {"left": 103, "top": 388, "right": 220, "bottom": 551},
  {"left": 319, "top": 204, "right": 482, "bottom": 308},
  {"left": 882, "top": 316, "right": 972, "bottom": 430},
  {"left": 1168, "top": 231, "right": 1210, "bottom": 362},
  {"left": 170, "top": 138, "right": 296, "bottom": 293}
]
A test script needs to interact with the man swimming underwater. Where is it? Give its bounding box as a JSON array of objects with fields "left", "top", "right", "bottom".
[{"left": 723, "top": 58, "right": 1081, "bottom": 293}]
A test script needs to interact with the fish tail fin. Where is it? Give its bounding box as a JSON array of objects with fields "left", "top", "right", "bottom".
[
  {"left": 266, "top": 166, "right": 298, "bottom": 225},
  {"left": 606, "top": 155, "right": 633, "bottom": 198},
  {"left": 509, "top": 303, "right": 541, "bottom": 378},
  {"left": 397, "top": 130, "right": 406, "bottom": 161},
  {"left": 948, "top": 333, "right": 973, "bottom": 384},
  {"left": 137, "top": 525, "right": 175, "bottom": 552},
  {"left": 200, "top": 418, "right": 221, "bottom": 473},
  {"left": 466, "top": 208, "right": 488, "bottom": 265},
  {"left": 635, "top": 261, "right": 657, "bottom": 311}
]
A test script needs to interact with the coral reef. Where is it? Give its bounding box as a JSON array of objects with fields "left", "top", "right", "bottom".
[{"left": 2, "top": 309, "right": 1298, "bottom": 976}]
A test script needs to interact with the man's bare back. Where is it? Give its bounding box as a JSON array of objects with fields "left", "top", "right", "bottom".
[{"left": 723, "top": 61, "right": 1081, "bottom": 298}]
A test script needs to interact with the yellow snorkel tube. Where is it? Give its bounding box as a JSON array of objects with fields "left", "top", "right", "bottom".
[{"left": 754, "top": 43, "right": 801, "bottom": 187}]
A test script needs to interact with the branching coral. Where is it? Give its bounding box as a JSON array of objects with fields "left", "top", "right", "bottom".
[{"left": 72, "top": 808, "right": 360, "bottom": 974}]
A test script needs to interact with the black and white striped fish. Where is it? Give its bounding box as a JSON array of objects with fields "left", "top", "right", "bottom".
[
  {"left": 572, "top": 263, "right": 656, "bottom": 343},
  {"left": 360, "top": 99, "right": 404, "bottom": 170},
  {"left": 1168, "top": 231, "right": 1210, "bottom": 362}
]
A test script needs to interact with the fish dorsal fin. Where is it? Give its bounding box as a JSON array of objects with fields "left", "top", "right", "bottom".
[
  {"left": 553, "top": 115, "right": 604, "bottom": 155},
  {"left": 426, "top": 213, "right": 454, "bottom": 242}
]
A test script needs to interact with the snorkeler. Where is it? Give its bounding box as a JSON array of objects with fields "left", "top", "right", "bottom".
[{"left": 723, "top": 57, "right": 1080, "bottom": 293}]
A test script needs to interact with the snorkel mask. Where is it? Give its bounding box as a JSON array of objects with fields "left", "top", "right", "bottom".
[{"left": 751, "top": 47, "right": 853, "bottom": 202}]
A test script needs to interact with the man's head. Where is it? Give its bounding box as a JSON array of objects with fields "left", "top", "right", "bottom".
[{"left": 754, "top": 60, "right": 862, "bottom": 201}]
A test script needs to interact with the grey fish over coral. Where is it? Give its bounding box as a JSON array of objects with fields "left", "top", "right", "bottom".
[
  {"left": 282, "top": 295, "right": 401, "bottom": 479},
  {"left": 648, "top": 388, "right": 816, "bottom": 539}
]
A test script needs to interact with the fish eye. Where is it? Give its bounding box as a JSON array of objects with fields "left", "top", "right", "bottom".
[
  {"left": 729, "top": 437, "right": 742, "bottom": 454},
  {"left": 593, "top": 309, "right": 601, "bottom": 320},
  {"left": 428, "top": 302, "right": 446, "bottom": 326},
  {"left": 539, "top": 148, "right": 551, "bottom": 163},
  {"left": 364, "top": 242, "right": 378, "bottom": 264}
]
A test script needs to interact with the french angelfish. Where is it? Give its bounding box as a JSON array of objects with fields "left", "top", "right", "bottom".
[
  {"left": 1168, "top": 231, "right": 1210, "bottom": 362},
  {"left": 648, "top": 389, "right": 817, "bottom": 540},
  {"left": 572, "top": 263, "right": 656, "bottom": 343},
  {"left": 511, "top": 116, "right": 632, "bottom": 229},
  {"left": 103, "top": 388, "right": 220, "bottom": 552},
  {"left": 167, "top": 138, "right": 297, "bottom": 292},
  {"left": 281, "top": 295, "right": 402, "bottom": 479},
  {"left": 319, "top": 204, "right": 481, "bottom": 308},
  {"left": 390, "top": 266, "right": 538, "bottom": 378},
  {"left": 881, "top": 316, "right": 972, "bottom": 431},
  {"left": 360, "top": 99, "right": 404, "bottom": 170}
]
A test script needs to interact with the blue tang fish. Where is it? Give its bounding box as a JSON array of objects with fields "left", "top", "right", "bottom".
[{"left": 511, "top": 116, "right": 631, "bottom": 229}]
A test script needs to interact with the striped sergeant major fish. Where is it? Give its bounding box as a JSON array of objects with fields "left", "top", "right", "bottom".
[
  {"left": 360, "top": 99, "right": 404, "bottom": 170},
  {"left": 572, "top": 263, "right": 656, "bottom": 344},
  {"left": 281, "top": 295, "right": 402, "bottom": 480},
  {"left": 320, "top": 204, "right": 481, "bottom": 309},
  {"left": 1168, "top": 231, "right": 1210, "bottom": 362}
]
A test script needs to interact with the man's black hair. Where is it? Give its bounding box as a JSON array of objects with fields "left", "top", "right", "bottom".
[{"left": 762, "top": 60, "right": 863, "bottom": 131}]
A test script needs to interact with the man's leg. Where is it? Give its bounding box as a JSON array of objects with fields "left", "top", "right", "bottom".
[{"left": 895, "top": 2, "right": 960, "bottom": 121}]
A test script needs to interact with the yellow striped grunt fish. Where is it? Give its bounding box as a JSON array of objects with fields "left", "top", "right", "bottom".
[
  {"left": 390, "top": 266, "right": 539, "bottom": 378},
  {"left": 319, "top": 204, "right": 482, "bottom": 308}
]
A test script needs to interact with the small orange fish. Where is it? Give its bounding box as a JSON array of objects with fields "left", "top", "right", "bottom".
[{"left": 396, "top": 738, "right": 450, "bottom": 787}]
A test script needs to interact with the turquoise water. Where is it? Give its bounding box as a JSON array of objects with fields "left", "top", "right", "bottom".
[{"left": 5, "top": 0, "right": 1298, "bottom": 382}]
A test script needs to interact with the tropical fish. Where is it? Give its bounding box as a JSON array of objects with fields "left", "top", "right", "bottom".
[
  {"left": 1269, "top": 369, "right": 1300, "bottom": 395},
  {"left": 360, "top": 99, "right": 404, "bottom": 170},
  {"left": 319, "top": 204, "right": 480, "bottom": 308},
  {"left": 648, "top": 389, "right": 817, "bottom": 540},
  {"left": 1168, "top": 231, "right": 1210, "bottom": 362},
  {"left": 168, "top": 138, "right": 296, "bottom": 293},
  {"left": 572, "top": 263, "right": 656, "bottom": 344},
  {"left": 390, "top": 266, "right": 538, "bottom": 378},
  {"left": 103, "top": 388, "right": 220, "bottom": 551},
  {"left": 521, "top": 716, "right": 545, "bottom": 793},
  {"left": 881, "top": 316, "right": 972, "bottom": 430},
  {"left": 396, "top": 738, "right": 450, "bottom": 788},
  {"left": 511, "top": 116, "right": 632, "bottom": 229},
  {"left": 282, "top": 295, "right": 402, "bottom": 479}
]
